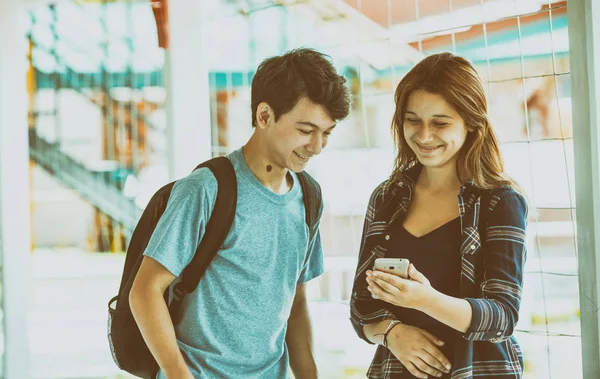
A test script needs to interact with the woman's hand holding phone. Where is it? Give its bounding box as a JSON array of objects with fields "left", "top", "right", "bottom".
[{"left": 366, "top": 263, "right": 437, "bottom": 311}]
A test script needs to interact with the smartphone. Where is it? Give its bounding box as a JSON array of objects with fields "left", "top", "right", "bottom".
[{"left": 373, "top": 258, "right": 410, "bottom": 279}]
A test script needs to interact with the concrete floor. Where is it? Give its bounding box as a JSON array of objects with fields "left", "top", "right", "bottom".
[{"left": 20, "top": 247, "right": 583, "bottom": 379}]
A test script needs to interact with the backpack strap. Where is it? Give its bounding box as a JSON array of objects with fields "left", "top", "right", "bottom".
[
  {"left": 169, "top": 156, "right": 237, "bottom": 322},
  {"left": 297, "top": 171, "right": 324, "bottom": 247}
]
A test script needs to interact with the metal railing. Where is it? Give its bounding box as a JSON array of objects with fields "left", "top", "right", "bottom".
[
  {"left": 29, "top": 128, "right": 142, "bottom": 235},
  {"left": 27, "top": 1, "right": 164, "bottom": 241}
]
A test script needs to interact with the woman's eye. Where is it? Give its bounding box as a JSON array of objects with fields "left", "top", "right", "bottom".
[
  {"left": 299, "top": 130, "right": 312, "bottom": 135},
  {"left": 433, "top": 123, "right": 449, "bottom": 127},
  {"left": 406, "top": 119, "right": 420, "bottom": 124}
]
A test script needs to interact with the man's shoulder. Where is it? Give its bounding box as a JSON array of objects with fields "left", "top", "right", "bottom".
[{"left": 171, "top": 166, "right": 219, "bottom": 202}]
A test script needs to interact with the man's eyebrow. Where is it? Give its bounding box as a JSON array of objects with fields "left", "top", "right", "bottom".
[{"left": 297, "top": 121, "right": 337, "bottom": 131}]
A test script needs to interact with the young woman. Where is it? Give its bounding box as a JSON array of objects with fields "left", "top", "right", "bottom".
[{"left": 350, "top": 53, "right": 528, "bottom": 379}]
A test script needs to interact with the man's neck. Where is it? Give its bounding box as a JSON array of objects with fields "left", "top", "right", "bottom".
[{"left": 242, "top": 136, "right": 292, "bottom": 194}]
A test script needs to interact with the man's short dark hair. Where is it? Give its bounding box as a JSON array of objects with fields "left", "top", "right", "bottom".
[{"left": 251, "top": 48, "right": 351, "bottom": 127}]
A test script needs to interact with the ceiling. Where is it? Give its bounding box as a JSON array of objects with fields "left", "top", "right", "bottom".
[{"left": 342, "top": 0, "right": 564, "bottom": 27}]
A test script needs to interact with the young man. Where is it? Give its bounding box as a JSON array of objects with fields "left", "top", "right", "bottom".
[{"left": 129, "top": 48, "right": 351, "bottom": 379}]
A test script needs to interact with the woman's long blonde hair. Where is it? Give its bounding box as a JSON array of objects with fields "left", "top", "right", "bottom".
[{"left": 390, "top": 52, "right": 521, "bottom": 192}]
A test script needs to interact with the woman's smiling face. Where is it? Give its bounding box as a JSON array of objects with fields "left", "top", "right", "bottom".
[{"left": 403, "top": 89, "right": 470, "bottom": 169}]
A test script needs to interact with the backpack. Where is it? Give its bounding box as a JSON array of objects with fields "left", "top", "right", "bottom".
[{"left": 107, "top": 156, "right": 323, "bottom": 379}]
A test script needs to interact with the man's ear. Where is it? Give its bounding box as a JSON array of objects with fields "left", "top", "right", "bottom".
[{"left": 256, "top": 102, "right": 273, "bottom": 129}]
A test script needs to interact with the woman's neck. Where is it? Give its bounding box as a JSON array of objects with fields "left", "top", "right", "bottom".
[{"left": 417, "top": 164, "right": 462, "bottom": 195}]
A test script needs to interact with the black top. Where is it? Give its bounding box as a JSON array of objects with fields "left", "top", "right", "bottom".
[{"left": 386, "top": 217, "right": 462, "bottom": 378}]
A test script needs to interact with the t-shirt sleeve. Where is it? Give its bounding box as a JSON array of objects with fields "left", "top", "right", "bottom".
[
  {"left": 297, "top": 229, "right": 324, "bottom": 284},
  {"left": 143, "top": 168, "right": 218, "bottom": 277}
]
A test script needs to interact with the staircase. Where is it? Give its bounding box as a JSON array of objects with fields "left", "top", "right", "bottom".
[
  {"left": 29, "top": 128, "right": 142, "bottom": 235},
  {"left": 27, "top": 2, "right": 164, "bottom": 242}
]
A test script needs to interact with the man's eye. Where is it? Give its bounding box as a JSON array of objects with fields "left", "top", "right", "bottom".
[{"left": 433, "top": 123, "right": 449, "bottom": 127}]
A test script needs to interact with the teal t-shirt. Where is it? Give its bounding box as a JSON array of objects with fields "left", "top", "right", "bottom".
[{"left": 143, "top": 148, "right": 324, "bottom": 379}]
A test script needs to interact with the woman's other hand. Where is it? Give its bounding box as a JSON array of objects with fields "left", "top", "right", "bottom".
[{"left": 386, "top": 323, "right": 452, "bottom": 378}]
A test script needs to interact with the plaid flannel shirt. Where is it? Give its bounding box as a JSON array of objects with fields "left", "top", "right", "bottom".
[{"left": 350, "top": 164, "right": 528, "bottom": 379}]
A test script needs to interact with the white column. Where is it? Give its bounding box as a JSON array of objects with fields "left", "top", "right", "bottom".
[
  {"left": 567, "top": 1, "right": 600, "bottom": 378},
  {"left": 0, "top": 0, "right": 31, "bottom": 378},
  {"left": 164, "top": 0, "right": 213, "bottom": 181}
]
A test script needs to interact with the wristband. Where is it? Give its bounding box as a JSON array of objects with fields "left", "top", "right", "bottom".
[
  {"left": 383, "top": 320, "right": 402, "bottom": 348},
  {"left": 374, "top": 320, "right": 402, "bottom": 347}
]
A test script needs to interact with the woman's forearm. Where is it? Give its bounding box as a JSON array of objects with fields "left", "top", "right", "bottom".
[{"left": 419, "top": 290, "right": 472, "bottom": 333}]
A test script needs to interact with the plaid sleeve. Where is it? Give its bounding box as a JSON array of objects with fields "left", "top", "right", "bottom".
[
  {"left": 464, "top": 193, "right": 528, "bottom": 342},
  {"left": 350, "top": 182, "right": 398, "bottom": 344}
]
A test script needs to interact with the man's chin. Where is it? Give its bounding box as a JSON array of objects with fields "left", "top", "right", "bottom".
[
  {"left": 288, "top": 166, "right": 306, "bottom": 173},
  {"left": 288, "top": 161, "right": 308, "bottom": 173}
]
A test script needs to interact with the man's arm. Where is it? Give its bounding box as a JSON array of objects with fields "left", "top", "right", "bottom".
[
  {"left": 286, "top": 283, "right": 318, "bottom": 379},
  {"left": 129, "top": 256, "right": 194, "bottom": 379}
]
